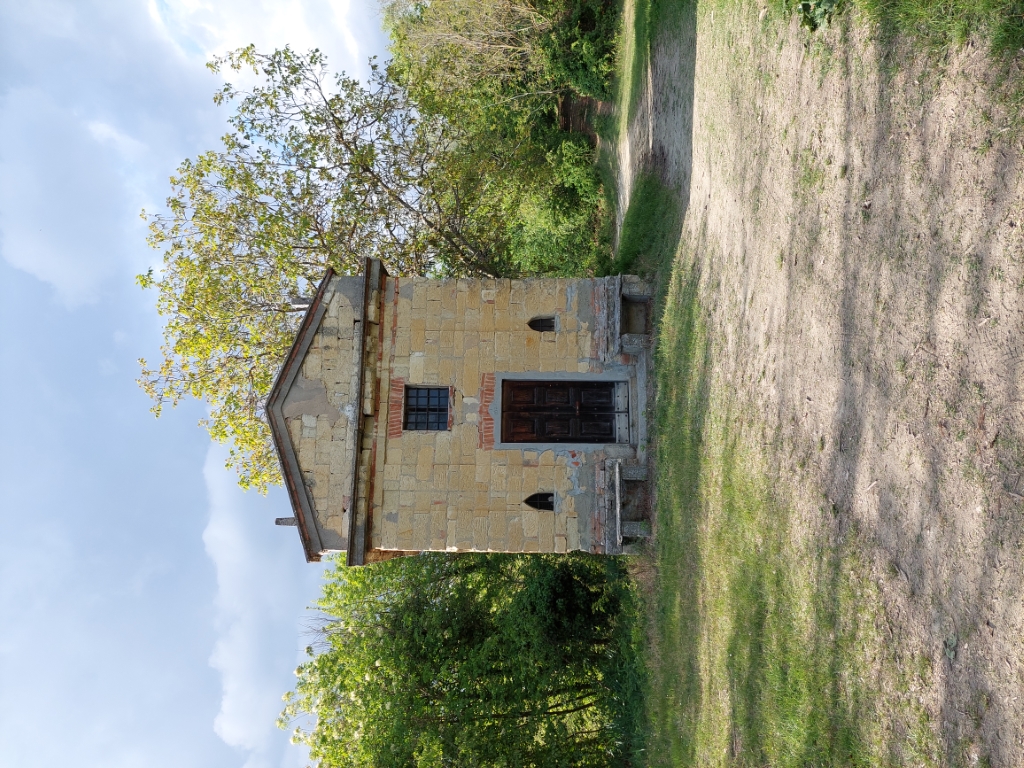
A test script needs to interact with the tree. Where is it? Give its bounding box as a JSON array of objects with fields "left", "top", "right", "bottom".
[
  {"left": 383, "top": 0, "right": 619, "bottom": 106},
  {"left": 138, "top": 47, "right": 527, "bottom": 490},
  {"left": 382, "top": 0, "right": 556, "bottom": 102},
  {"left": 281, "top": 552, "right": 635, "bottom": 767}
]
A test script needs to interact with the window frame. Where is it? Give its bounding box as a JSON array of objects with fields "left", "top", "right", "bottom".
[{"left": 402, "top": 386, "right": 452, "bottom": 431}]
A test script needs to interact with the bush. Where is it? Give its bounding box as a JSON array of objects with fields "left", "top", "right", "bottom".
[{"left": 283, "top": 552, "right": 645, "bottom": 768}]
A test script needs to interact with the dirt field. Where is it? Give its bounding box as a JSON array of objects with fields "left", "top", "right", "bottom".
[{"left": 623, "top": 2, "right": 1024, "bottom": 764}]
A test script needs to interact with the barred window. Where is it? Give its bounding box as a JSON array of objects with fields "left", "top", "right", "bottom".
[
  {"left": 524, "top": 493, "right": 555, "bottom": 511},
  {"left": 403, "top": 387, "right": 450, "bottom": 431}
]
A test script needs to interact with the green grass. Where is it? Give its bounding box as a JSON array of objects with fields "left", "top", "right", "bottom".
[
  {"left": 604, "top": 0, "right": 695, "bottom": 149},
  {"left": 651, "top": 247, "right": 883, "bottom": 767},
  {"left": 854, "top": 0, "right": 1024, "bottom": 58},
  {"left": 609, "top": 172, "right": 683, "bottom": 274},
  {"left": 615, "top": 171, "right": 943, "bottom": 765},
  {"left": 603, "top": 557, "right": 654, "bottom": 766},
  {"left": 721, "top": 0, "right": 1024, "bottom": 59}
]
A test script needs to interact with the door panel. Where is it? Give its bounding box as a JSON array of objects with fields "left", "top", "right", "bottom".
[{"left": 501, "top": 381, "right": 626, "bottom": 443}]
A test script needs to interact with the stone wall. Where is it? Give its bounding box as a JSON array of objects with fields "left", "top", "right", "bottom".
[
  {"left": 280, "top": 275, "right": 365, "bottom": 553},
  {"left": 368, "top": 276, "right": 634, "bottom": 555}
]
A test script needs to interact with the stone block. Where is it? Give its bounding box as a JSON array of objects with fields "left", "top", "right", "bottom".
[
  {"left": 440, "top": 285, "right": 456, "bottom": 312},
  {"left": 473, "top": 517, "right": 489, "bottom": 550},
  {"left": 423, "top": 354, "right": 438, "bottom": 382},
  {"left": 490, "top": 464, "right": 507, "bottom": 491},
  {"left": 412, "top": 513, "right": 430, "bottom": 549},
  {"left": 488, "top": 510, "right": 505, "bottom": 547},
  {"left": 303, "top": 351, "right": 322, "bottom": 378},
  {"left": 538, "top": 511, "right": 555, "bottom": 550},
  {"left": 409, "top": 353, "right": 424, "bottom": 383},
  {"left": 463, "top": 359, "right": 478, "bottom": 392},
  {"left": 433, "top": 432, "right": 451, "bottom": 465},
  {"left": 474, "top": 456, "right": 492, "bottom": 485},
  {"left": 522, "top": 509, "right": 539, "bottom": 538},
  {"left": 425, "top": 302, "right": 441, "bottom": 330},
  {"left": 395, "top": 332, "right": 410, "bottom": 357},
  {"left": 567, "top": 519, "right": 580, "bottom": 551},
  {"left": 479, "top": 303, "right": 494, "bottom": 333},
  {"left": 382, "top": 520, "right": 397, "bottom": 550},
  {"left": 494, "top": 281, "right": 511, "bottom": 310},
  {"left": 410, "top": 318, "right": 425, "bottom": 351},
  {"left": 416, "top": 490, "right": 433, "bottom": 512},
  {"left": 554, "top": 535, "right": 567, "bottom": 554},
  {"left": 506, "top": 516, "right": 523, "bottom": 551},
  {"left": 494, "top": 332, "right": 510, "bottom": 361},
  {"left": 411, "top": 282, "right": 427, "bottom": 310}
]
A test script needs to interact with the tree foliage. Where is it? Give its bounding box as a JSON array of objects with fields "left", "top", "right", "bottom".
[
  {"left": 139, "top": 47, "right": 533, "bottom": 490},
  {"left": 381, "top": 0, "right": 619, "bottom": 102},
  {"left": 282, "top": 553, "right": 642, "bottom": 767},
  {"left": 140, "top": 4, "right": 619, "bottom": 490}
]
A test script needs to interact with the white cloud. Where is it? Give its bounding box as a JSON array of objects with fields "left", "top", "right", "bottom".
[
  {"left": 0, "top": 0, "right": 387, "bottom": 308},
  {"left": 152, "top": 0, "right": 377, "bottom": 78},
  {"left": 87, "top": 119, "right": 149, "bottom": 159},
  {"left": 203, "top": 445, "right": 324, "bottom": 768},
  {"left": 0, "top": 87, "right": 139, "bottom": 306}
]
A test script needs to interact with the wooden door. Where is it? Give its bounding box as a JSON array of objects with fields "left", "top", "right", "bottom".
[{"left": 501, "top": 381, "right": 621, "bottom": 443}]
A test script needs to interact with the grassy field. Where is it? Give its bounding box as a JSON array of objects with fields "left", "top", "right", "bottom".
[
  {"left": 604, "top": 0, "right": 1024, "bottom": 763},
  {"left": 617, "top": 175, "right": 930, "bottom": 767}
]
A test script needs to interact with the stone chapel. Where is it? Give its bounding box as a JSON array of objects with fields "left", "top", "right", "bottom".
[{"left": 267, "top": 258, "right": 652, "bottom": 565}]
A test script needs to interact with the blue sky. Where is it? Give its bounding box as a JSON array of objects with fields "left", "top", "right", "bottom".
[{"left": 0, "top": 2, "right": 388, "bottom": 766}]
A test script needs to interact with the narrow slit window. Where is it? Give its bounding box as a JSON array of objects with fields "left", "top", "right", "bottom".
[
  {"left": 524, "top": 493, "right": 555, "bottom": 511},
  {"left": 403, "top": 387, "right": 450, "bottom": 431},
  {"left": 527, "top": 316, "right": 556, "bottom": 332}
]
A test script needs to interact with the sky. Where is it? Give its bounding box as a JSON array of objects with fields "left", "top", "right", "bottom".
[{"left": 0, "top": 2, "right": 388, "bottom": 766}]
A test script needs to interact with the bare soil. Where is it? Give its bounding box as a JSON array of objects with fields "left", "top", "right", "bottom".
[{"left": 626, "top": 3, "right": 1024, "bottom": 764}]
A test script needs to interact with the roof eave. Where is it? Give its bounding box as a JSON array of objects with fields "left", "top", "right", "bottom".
[{"left": 266, "top": 268, "right": 341, "bottom": 563}]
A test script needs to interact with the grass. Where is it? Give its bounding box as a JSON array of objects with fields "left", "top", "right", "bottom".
[
  {"left": 604, "top": 166, "right": 944, "bottom": 764},
  {"left": 650, "top": 244, "right": 884, "bottom": 767},
  {"left": 599, "top": 0, "right": 1017, "bottom": 759},
  {"left": 604, "top": 556, "right": 655, "bottom": 766},
  {"left": 610, "top": 172, "right": 684, "bottom": 274},
  {"left": 646, "top": 218, "right": 946, "bottom": 767},
  {"left": 604, "top": 0, "right": 695, "bottom": 152},
  {"left": 854, "top": 0, "right": 1024, "bottom": 58}
]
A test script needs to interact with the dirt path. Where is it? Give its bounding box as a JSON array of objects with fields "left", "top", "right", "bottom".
[{"left": 633, "top": 3, "right": 1024, "bottom": 764}]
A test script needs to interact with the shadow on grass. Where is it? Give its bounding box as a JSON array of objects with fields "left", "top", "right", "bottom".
[
  {"left": 652, "top": 245, "right": 885, "bottom": 766},
  {"left": 609, "top": 172, "right": 685, "bottom": 275},
  {"left": 649, "top": 255, "right": 711, "bottom": 767},
  {"left": 715, "top": 431, "right": 878, "bottom": 768},
  {"left": 854, "top": 0, "right": 1024, "bottom": 59}
]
